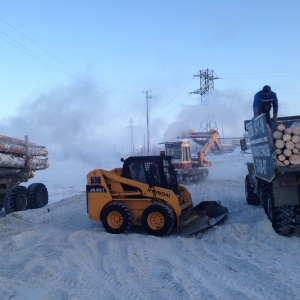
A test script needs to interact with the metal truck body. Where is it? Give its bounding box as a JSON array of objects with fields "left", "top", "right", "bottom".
[{"left": 241, "top": 113, "right": 300, "bottom": 235}]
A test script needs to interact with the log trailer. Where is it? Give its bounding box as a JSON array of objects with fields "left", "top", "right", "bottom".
[
  {"left": 0, "top": 135, "right": 49, "bottom": 214},
  {"left": 161, "top": 130, "right": 221, "bottom": 184},
  {"left": 86, "top": 155, "right": 228, "bottom": 236},
  {"left": 240, "top": 113, "right": 300, "bottom": 236}
]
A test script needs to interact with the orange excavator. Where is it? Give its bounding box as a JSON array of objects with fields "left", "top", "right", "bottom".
[{"left": 161, "top": 129, "right": 220, "bottom": 184}]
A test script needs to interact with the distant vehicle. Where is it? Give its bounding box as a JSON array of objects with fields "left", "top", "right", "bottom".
[
  {"left": 161, "top": 130, "right": 220, "bottom": 183},
  {"left": 0, "top": 135, "right": 49, "bottom": 214}
]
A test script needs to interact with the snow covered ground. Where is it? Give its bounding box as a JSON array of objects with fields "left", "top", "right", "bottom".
[{"left": 1, "top": 150, "right": 300, "bottom": 300}]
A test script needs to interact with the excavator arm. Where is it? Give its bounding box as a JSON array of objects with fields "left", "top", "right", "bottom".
[
  {"left": 185, "top": 129, "right": 220, "bottom": 167},
  {"left": 198, "top": 130, "right": 220, "bottom": 167}
]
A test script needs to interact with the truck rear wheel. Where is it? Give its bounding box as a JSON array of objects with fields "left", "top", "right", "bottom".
[
  {"left": 28, "top": 183, "right": 48, "bottom": 208},
  {"left": 4, "top": 186, "right": 30, "bottom": 214},
  {"left": 266, "top": 187, "right": 295, "bottom": 236},
  {"left": 142, "top": 203, "right": 174, "bottom": 236},
  {"left": 245, "top": 175, "right": 259, "bottom": 205},
  {"left": 101, "top": 203, "right": 133, "bottom": 234}
]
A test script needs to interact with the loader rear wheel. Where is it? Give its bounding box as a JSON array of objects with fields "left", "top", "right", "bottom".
[
  {"left": 245, "top": 175, "right": 259, "bottom": 205},
  {"left": 142, "top": 203, "right": 174, "bottom": 236},
  {"left": 101, "top": 203, "right": 133, "bottom": 234},
  {"left": 4, "top": 186, "right": 30, "bottom": 214},
  {"left": 28, "top": 183, "right": 48, "bottom": 208}
]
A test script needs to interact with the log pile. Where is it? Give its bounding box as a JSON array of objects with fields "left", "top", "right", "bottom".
[
  {"left": 0, "top": 135, "right": 49, "bottom": 177},
  {"left": 273, "top": 124, "right": 300, "bottom": 166}
]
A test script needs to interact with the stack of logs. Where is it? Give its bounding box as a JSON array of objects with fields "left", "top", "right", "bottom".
[
  {"left": 0, "top": 135, "right": 49, "bottom": 173},
  {"left": 273, "top": 124, "right": 300, "bottom": 166}
]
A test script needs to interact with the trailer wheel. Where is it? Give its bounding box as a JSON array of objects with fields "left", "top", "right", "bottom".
[
  {"left": 28, "top": 183, "right": 48, "bottom": 208},
  {"left": 245, "top": 175, "right": 259, "bottom": 205},
  {"left": 4, "top": 186, "right": 31, "bottom": 214},
  {"left": 101, "top": 203, "right": 133, "bottom": 234},
  {"left": 142, "top": 203, "right": 174, "bottom": 236},
  {"left": 266, "top": 187, "right": 295, "bottom": 236}
]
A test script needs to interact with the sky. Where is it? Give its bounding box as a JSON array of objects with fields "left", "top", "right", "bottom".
[{"left": 1, "top": 0, "right": 300, "bottom": 166}]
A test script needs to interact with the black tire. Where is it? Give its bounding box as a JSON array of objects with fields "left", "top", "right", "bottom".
[
  {"left": 245, "top": 175, "right": 260, "bottom": 205},
  {"left": 142, "top": 203, "right": 174, "bottom": 236},
  {"left": 260, "top": 182, "right": 270, "bottom": 212},
  {"left": 28, "top": 183, "right": 48, "bottom": 209},
  {"left": 265, "top": 187, "right": 275, "bottom": 221},
  {"left": 101, "top": 203, "right": 133, "bottom": 234},
  {"left": 4, "top": 186, "right": 31, "bottom": 214},
  {"left": 265, "top": 185, "right": 295, "bottom": 236}
]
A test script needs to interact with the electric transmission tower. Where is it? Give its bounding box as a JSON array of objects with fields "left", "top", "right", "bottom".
[{"left": 189, "top": 69, "right": 220, "bottom": 131}]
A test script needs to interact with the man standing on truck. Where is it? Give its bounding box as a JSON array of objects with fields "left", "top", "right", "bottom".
[{"left": 253, "top": 85, "right": 278, "bottom": 126}]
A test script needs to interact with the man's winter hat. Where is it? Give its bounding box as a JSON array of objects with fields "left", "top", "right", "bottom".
[{"left": 263, "top": 85, "right": 271, "bottom": 93}]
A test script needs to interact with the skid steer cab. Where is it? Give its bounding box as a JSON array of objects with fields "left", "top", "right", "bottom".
[{"left": 86, "top": 155, "right": 227, "bottom": 236}]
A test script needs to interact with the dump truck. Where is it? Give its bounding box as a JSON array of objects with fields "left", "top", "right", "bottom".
[
  {"left": 0, "top": 135, "right": 49, "bottom": 214},
  {"left": 240, "top": 113, "right": 300, "bottom": 236},
  {"left": 86, "top": 155, "right": 228, "bottom": 236},
  {"left": 161, "top": 130, "right": 220, "bottom": 184}
]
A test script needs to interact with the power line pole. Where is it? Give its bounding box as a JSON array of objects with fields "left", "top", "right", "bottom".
[
  {"left": 128, "top": 118, "right": 135, "bottom": 155},
  {"left": 143, "top": 90, "right": 153, "bottom": 156}
]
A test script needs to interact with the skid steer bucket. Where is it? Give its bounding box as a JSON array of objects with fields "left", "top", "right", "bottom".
[{"left": 179, "top": 201, "right": 228, "bottom": 236}]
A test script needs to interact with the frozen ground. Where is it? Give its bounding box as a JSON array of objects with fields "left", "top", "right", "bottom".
[{"left": 0, "top": 150, "right": 300, "bottom": 300}]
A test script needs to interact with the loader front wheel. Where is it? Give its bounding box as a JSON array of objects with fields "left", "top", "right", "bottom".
[
  {"left": 101, "top": 203, "right": 133, "bottom": 234},
  {"left": 142, "top": 203, "right": 174, "bottom": 236}
]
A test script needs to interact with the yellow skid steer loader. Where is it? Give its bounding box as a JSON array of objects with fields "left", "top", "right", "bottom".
[{"left": 86, "top": 155, "right": 227, "bottom": 236}]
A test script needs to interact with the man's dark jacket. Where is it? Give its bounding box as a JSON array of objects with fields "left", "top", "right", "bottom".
[{"left": 253, "top": 91, "right": 278, "bottom": 117}]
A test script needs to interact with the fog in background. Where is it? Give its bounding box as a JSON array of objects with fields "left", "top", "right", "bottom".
[{"left": 1, "top": 79, "right": 251, "bottom": 185}]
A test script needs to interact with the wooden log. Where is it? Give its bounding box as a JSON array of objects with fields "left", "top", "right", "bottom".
[
  {"left": 275, "top": 148, "right": 282, "bottom": 155},
  {"left": 293, "top": 148, "right": 299, "bottom": 154},
  {"left": 289, "top": 154, "right": 300, "bottom": 165},
  {"left": 282, "top": 133, "right": 292, "bottom": 142},
  {"left": 273, "top": 131, "right": 283, "bottom": 139},
  {"left": 276, "top": 159, "right": 285, "bottom": 166},
  {"left": 277, "top": 154, "right": 286, "bottom": 161},
  {"left": 283, "top": 160, "right": 290, "bottom": 166},
  {"left": 292, "top": 135, "right": 300, "bottom": 144},
  {"left": 275, "top": 139, "right": 285, "bottom": 149},
  {"left": 295, "top": 143, "right": 300, "bottom": 150},
  {"left": 0, "top": 142, "right": 48, "bottom": 156},
  {"left": 31, "top": 158, "right": 49, "bottom": 170},
  {"left": 285, "top": 140, "right": 295, "bottom": 150},
  {"left": 0, "top": 135, "right": 46, "bottom": 149},
  {"left": 0, "top": 153, "right": 49, "bottom": 170},
  {"left": 284, "top": 127, "right": 293, "bottom": 134},
  {"left": 277, "top": 123, "right": 286, "bottom": 131},
  {"left": 283, "top": 148, "right": 292, "bottom": 157},
  {"left": 292, "top": 126, "right": 300, "bottom": 135}
]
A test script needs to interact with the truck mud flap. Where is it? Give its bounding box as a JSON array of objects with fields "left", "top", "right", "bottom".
[{"left": 179, "top": 201, "right": 228, "bottom": 236}]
